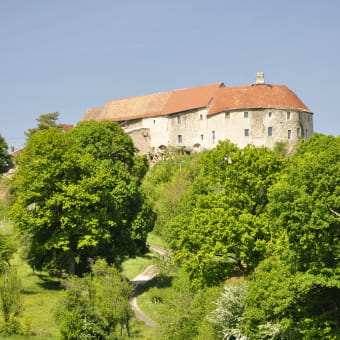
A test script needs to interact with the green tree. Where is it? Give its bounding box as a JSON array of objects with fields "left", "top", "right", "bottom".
[
  {"left": 267, "top": 134, "right": 340, "bottom": 275},
  {"left": 24, "top": 112, "right": 60, "bottom": 137},
  {"left": 242, "top": 134, "right": 340, "bottom": 339},
  {"left": 242, "top": 258, "right": 339, "bottom": 340},
  {"left": 10, "top": 121, "right": 154, "bottom": 275},
  {"left": 57, "top": 259, "right": 132, "bottom": 340},
  {"left": 168, "top": 142, "right": 283, "bottom": 287},
  {"left": 0, "top": 134, "right": 11, "bottom": 174},
  {"left": 155, "top": 269, "right": 220, "bottom": 340},
  {"left": 0, "top": 266, "right": 22, "bottom": 336},
  {"left": 142, "top": 153, "right": 202, "bottom": 238}
]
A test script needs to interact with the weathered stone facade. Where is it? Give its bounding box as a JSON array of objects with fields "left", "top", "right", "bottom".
[{"left": 82, "top": 74, "right": 313, "bottom": 156}]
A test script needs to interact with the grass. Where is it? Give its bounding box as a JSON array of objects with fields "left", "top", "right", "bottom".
[
  {"left": 0, "top": 224, "right": 167, "bottom": 339},
  {"left": 7, "top": 249, "right": 160, "bottom": 339},
  {"left": 11, "top": 253, "right": 61, "bottom": 339},
  {"left": 121, "top": 231, "right": 166, "bottom": 280},
  {"left": 120, "top": 251, "right": 159, "bottom": 280},
  {"left": 137, "top": 276, "right": 176, "bottom": 324},
  {"left": 146, "top": 232, "right": 166, "bottom": 249},
  {"left": 0, "top": 336, "right": 55, "bottom": 340},
  {"left": 128, "top": 319, "right": 157, "bottom": 339}
]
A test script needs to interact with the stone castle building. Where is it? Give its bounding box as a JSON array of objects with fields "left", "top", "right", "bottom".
[{"left": 82, "top": 73, "right": 313, "bottom": 155}]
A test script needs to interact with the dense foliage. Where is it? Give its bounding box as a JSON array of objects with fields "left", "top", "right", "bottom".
[
  {"left": 0, "top": 133, "right": 11, "bottom": 174},
  {"left": 57, "top": 259, "right": 132, "bottom": 339},
  {"left": 241, "top": 134, "right": 340, "bottom": 339},
  {"left": 145, "top": 142, "right": 284, "bottom": 287},
  {"left": 144, "top": 134, "right": 339, "bottom": 339},
  {"left": 10, "top": 120, "right": 154, "bottom": 275}
]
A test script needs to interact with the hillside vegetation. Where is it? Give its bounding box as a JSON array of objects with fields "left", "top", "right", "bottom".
[
  {"left": 142, "top": 134, "right": 340, "bottom": 339},
  {"left": 0, "top": 126, "right": 338, "bottom": 339}
]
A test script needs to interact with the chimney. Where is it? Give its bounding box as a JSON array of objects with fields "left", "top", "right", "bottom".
[{"left": 255, "top": 72, "right": 265, "bottom": 85}]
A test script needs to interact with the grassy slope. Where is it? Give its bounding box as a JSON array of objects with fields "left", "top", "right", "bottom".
[
  {"left": 121, "top": 251, "right": 159, "bottom": 280},
  {"left": 12, "top": 253, "right": 61, "bottom": 339},
  {"left": 146, "top": 233, "right": 166, "bottom": 249},
  {"left": 4, "top": 248, "right": 160, "bottom": 340},
  {"left": 1, "top": 175, "right": 161, "bottom": 338}
]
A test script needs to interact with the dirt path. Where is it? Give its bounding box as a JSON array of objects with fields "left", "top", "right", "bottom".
[{"left": 129, "top": 244, "right": 167, "bottom": 328}]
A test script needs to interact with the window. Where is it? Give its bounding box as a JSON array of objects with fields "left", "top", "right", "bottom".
[
  {"left": 305, "top": 129, "right": 308, "bottom": 138},
  {"left": 212, "top": 130, "right": 216, "bottom": 140},
  {"left": 298, "top": 112, "right": 302, "bottom": 120},
  {"left": 287, "top": 112, "right": 291, "bottom": 120},
  {"left": 244, "top": 112, "right": 249, "bottom": 118},
  {"left": 200, "top": 114, "right": 203, "bottom": 120},
  {"left": 244, "top": 129, "right": 249, "bottom": 137},
  {"left": 268, "top": 127, "right": 273, "bottom": 136},
  {"left": 288, "top": 130, "right": 292, "bottom": 139},
  {"left": 177, "top": 115, "right": 181, "bottom": 124},
  {"left": 297, "top": 127, "right": 300, "bottom": 137},
  {"left": 200, "top": 134, "right": 204, "bottom": 141},
  {"left": 177, "top": 135, "right": 182, "bottom": 144},
  {"left": 153, "top": 120, "right": 156, "bottom": 125},
  {"left": 269, "top": 112, "right": 272, "bottom": 118},
  {"left": 225, "top": 112, "right": 230, "bottom": 119}
]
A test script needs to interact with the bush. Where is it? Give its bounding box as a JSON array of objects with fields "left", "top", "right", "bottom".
[
  {"left": 0, "top": 266, "right": 23, "bottom": 335},
  {"left": 56, "top": 260, "right": 133, "bottom": 340}
]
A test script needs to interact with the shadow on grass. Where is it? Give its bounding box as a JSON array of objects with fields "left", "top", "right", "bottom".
[
  {"left": 37, "top": 280, "right": 62, "bottom": 291},
  {"left": 134, "top": 275, "right": 173, "bottom": 296},
  {"left": 34, "top": 273, "right": 63, "bottom": 291}
]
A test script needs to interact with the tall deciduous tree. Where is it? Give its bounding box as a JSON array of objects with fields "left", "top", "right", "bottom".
[
  {"left": 10, "top": 120, "right": 154, "bottom": 275},
  {"left": 168, "top": 142, "right": 283, "bottom": 287},
  {"left": 267, "top": 134, "right": 339, "bottom": 274},
  {"left": 242, "top": 134, "right": 340, "bottom": 339},
  {"left": 0, "top": 134, "right": 11, "bottom": 174}
]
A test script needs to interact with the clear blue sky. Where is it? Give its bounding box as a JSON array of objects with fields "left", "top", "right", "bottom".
[{"left": 1, "top": 0, "right": 339, "bottom": 148}]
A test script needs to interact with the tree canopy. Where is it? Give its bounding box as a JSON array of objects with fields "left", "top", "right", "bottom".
[
  {"left": 144, "top": 134, "right": 339, "bottom": 338},
  {"left": 0, "top": 134, "right": 11, "bottom": 174},
  {"left": 10, "top": 120, "right": 154, "bottom": 275},
  {"left": 166, "top": 142, "right": 284, "bottom": 287},
  {"left": 57, "top": 259, "right": 132, "bottom": 339},
  {"left": 24, "top": 112, "right": 60, "bottom": 138}
]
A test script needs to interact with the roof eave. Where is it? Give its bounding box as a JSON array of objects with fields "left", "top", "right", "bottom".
[{"left": 208, "top": 106, "right": 313, "bottom": 116}]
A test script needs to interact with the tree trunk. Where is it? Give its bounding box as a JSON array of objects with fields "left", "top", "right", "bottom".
[{"left": 68, "top": 252, "right": 76, "bottom": 276}]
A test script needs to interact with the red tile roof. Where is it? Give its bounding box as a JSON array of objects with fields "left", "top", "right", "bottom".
[
  {"left": 208, "top": 84, "right": 312, "bottom": 115},
  {"left": 81, "top": 83, "right": 224, "bottom": 121},
  {"left": 162, "top": 83, "right": 224, "bottom": 115},
  {"left": 58, "top": 124, "right": 74, "bottom": 132},
  {"left": 82, "top": 83, "right": 312, "bottom": 122}
]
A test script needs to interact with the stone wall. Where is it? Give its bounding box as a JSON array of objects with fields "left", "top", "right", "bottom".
[{"left": 124, "top": 107, "right": 313, "bottom": 155}]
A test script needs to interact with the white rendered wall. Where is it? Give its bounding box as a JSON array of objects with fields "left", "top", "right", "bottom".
[{"left": 124, "top": 107, "right": 313, "bottom": 154}]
